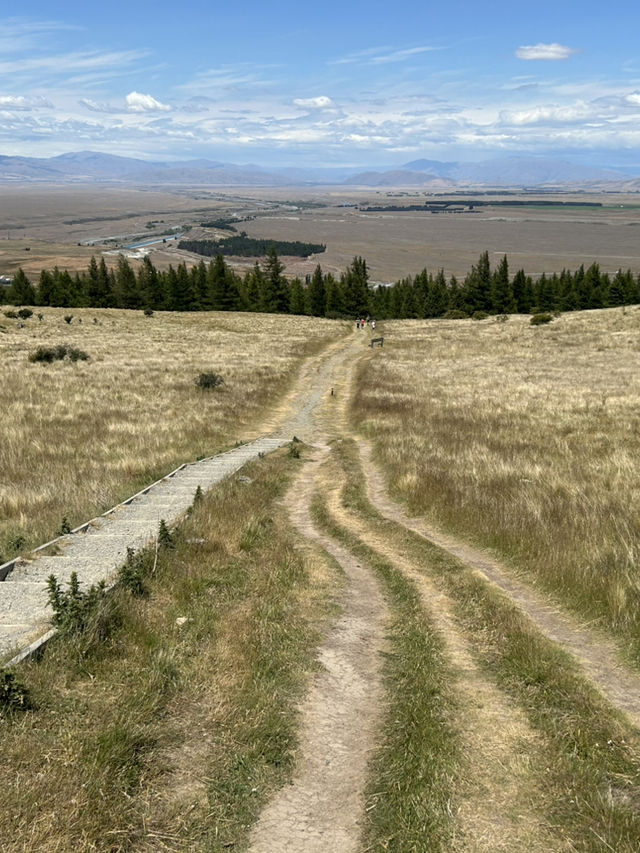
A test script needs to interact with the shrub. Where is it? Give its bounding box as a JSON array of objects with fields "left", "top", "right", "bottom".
[
  {"left": 17, "top": 308, "right": 33, "bottom": 319},
  {"left": 158, "top": 519, "right": 174, "bottom": 550},
  {"left": 46, "top": 572, "right": 108, "bottom": 636},
  {"left": 196, "top": 372, "right": 224, "bottom": 390},
  {"left": 118, "top": 547, "right": 147, "bottom": 597},
  {"left": 58, "top": 516, "right": 72, "bottom": 535},
  {"left": 530, "top": 312, "right": 553, "bottom": 326},
  {"left": 472, "top": 310, "right": 490, "bottom": 321},
  {"left": 64, "top": 315, "right": 73, "bottom": 324},
  {"left": 0, "top": 671, "right": 32, "bottom": 715},
  {"left": 28, "top": 344, "right": 89, "bottom": 363},
  {"left": 3, "top": 310, "right": 18, "bottom": 319},
  {"left": 495, "top": 313, "right": 509, "bottom": 323},
  {"left": 442, "top": 309, "right": 468, "bottom": 320},
  {"left": 143, "top": 307, "right": 154, "bottom": 316}
]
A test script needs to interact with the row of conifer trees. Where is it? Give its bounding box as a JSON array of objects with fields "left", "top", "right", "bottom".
[{"left": 4, "top": 247, "right": 639, "bottom": 319}]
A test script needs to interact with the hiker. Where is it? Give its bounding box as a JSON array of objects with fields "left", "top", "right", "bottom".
[{"left": 371, "top": 319, "right": 376, "bottom": 330}]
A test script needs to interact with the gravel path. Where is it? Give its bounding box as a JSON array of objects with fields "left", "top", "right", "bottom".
[{"left": 0, "top": 437, "right": 286, "bottom": 657}]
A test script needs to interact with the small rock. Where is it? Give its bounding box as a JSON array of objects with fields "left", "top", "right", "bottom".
[
  {"left": 237, "top": 475, "right": 252, "bottom": 484},
  {"left": 186, "top": 537, "right": 206, "bottom": 545},
  {"left": 175, "top": 617, "right": 191, "bottom": 627}
]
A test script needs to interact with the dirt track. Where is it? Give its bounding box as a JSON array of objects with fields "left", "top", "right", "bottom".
[{"left": 246, "top": 326, "right": 640, "bottom": 851}]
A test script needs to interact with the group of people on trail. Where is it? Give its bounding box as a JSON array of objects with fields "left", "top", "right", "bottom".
[{"left": 356, "top": 316, "right": 376, "bottom": 330}]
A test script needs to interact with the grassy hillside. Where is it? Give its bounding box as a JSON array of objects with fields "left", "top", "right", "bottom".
[
  {"left": 352, "top": 307, "right": 640, "bottom": 658},
  {"left": 0, "top": 307, "right": 345, "bottom": 562}
]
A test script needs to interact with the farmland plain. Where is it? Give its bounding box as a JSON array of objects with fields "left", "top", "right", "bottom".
[{"left": 1, "top": 184, "right": 640, "bottom": 283}]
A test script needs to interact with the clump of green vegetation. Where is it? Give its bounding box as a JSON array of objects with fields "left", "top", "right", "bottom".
[
  {"left": 157, "top": 518, "right": 174, "bottom": 550},
  {"left": 46, "top": 572, "right": 109, "bottom": 638},
  {"left": 28, "top": 344, "right": 89, "bottom": 363},
  {"left": 530, "top": 312, "right": 553, "bottom": 325},
  {"left": 0, "top": 671, "right": 32, "bottom": 716},
  {"left": 472, "top": 310, "right": 490, "bottom": 320},
  {"left": 195, "top": 371, "right": 224, "bottom": 390},
  {"left": 443, "top": 309, "right": 468, "bottom": 320},
  {"left": 58, "top": 516, "right": 72, "bottom": 535},
  {"left": 3, "top": 309, "right": 18, "bottom": 319},
  {"left": 17, "top": 308, "right": 33, "bottom": 319},
  {"left": 64, "top": 315, "right": 73, "bottom": 324},
  {"left": 117, "top": 547, "right": 148, "bottom": 597}
]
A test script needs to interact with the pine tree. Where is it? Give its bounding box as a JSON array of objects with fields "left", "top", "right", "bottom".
[
  {"left": 463, "top": 251, "right": 492, "bottom": 313},
  {"left": 490, "top": 255, "right": 514, "bottom": 313},
  {"left": 6, "top": 268, "right": 35, "bottom": 305},
  {"left": 289, "top": 278, "right": 307, "bottom": 315},
  {"left": 261, "top": 248, "right": 289, "bottom": 313},
  {"left": 343, "top": 256, "right": 370, "bottom": 316},
  {"left": 308, "top": 264, "right": 326, "bottom": 316}
]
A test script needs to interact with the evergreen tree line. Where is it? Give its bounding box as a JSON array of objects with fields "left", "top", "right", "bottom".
[
  {"left": 178, "top": 235, "right": 326, "bottom": 258},
  {"left": 4, "top": 248, "right": 640, "bottom": 319}
]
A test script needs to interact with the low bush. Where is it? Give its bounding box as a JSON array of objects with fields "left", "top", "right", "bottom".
[
  {"left": 530, "top": 312, "right": 553, "bottom": 326},
  {"left": 17, "top": 308, "right": 33, "bottom": 319},
  {"left": 28, "top": 344, "right": 89, "bottom": 363},
  {"left": 3, "top": 310, "right": 18, "bottom": 319},
  {"left": 64, "top": 315, "right": 73, "bottom": 324},
  {"left": 0, "top": 671, "right": 32, "bottom": 716},
  {"left": 46, "top": 572, "right": 109, "bottom": 637},
  {"left": 196, "top": 371, "right": 224, "bottom": 390},
  {"left": 472, "top": 310, "right": 490, "bottom": 321},
  {"left": 442, "top": 309, "right": 468, "bottom": 320}
]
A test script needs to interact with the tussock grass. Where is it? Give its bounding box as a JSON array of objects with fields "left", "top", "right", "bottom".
[
  {"left": 0, "top": 307, "right": 345, "bottom": 562},
  {"left": 352, "top": 308, "right": 640, "bottom": 658},
  {"left": 335, "top": 437, "right": 640, "bottom": 853},
  {"left": 312, "top": 448, "right": 460, "bottom": 852},
  {"left": 0, "top": 450, "right": 336, "bottom": 852}
]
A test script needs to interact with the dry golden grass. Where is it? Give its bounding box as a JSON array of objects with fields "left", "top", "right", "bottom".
[
  {"left": 352, "top": 307, "right": 640, "bottom": 656},
  {"left": 0, "top": 307, "right": 345, "bottom": 561}
]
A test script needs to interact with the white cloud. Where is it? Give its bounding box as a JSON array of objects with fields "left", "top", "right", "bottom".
[
  {"left": 370, "top": 46, "right": 440, "bottom": 64},
  {"left": 0, "top": 94, "right": 52, "bottom": 110},
  {"left": 626, "top": 91, "right": 640, "bottom": 106},
  {"left": 0, "top": 49, "right": 149, "bottom": 76},
  {"left": 293, "top": 95, "right": 334, "bottom": 109},
  {"left": 126, "top": 91, "right": 170, "bottom": 113},
  {"left": 79, "top": 98, "right": 118, "bottom": 114},
  {"left": 515, "top": 43, "right": 578, "bottom": 61}
]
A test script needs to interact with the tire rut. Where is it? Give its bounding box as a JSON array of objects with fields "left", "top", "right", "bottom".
[
  {"left": 359, "top": 439, "right": 640, "bottom": 729},
  {"left": 324, "top": 456, "right": 558, "bottom": 853}
]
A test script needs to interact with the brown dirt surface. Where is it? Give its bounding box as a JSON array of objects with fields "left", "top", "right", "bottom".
[{"left": 248, "top": 446, "right": 388, "bottom": 852}]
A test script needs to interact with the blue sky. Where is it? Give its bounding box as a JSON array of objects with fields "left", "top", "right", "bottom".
[{"left": 1, "top": 1, "right": 640, "bottom": 167}]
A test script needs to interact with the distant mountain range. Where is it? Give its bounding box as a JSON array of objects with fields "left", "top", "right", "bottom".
[{"left": 0, "top": 151, "right": 638, "bottom": 188}]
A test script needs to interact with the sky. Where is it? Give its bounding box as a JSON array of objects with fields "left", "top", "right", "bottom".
[{"left": 1, "top": 1, "right": 640, "bottom": 168}]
